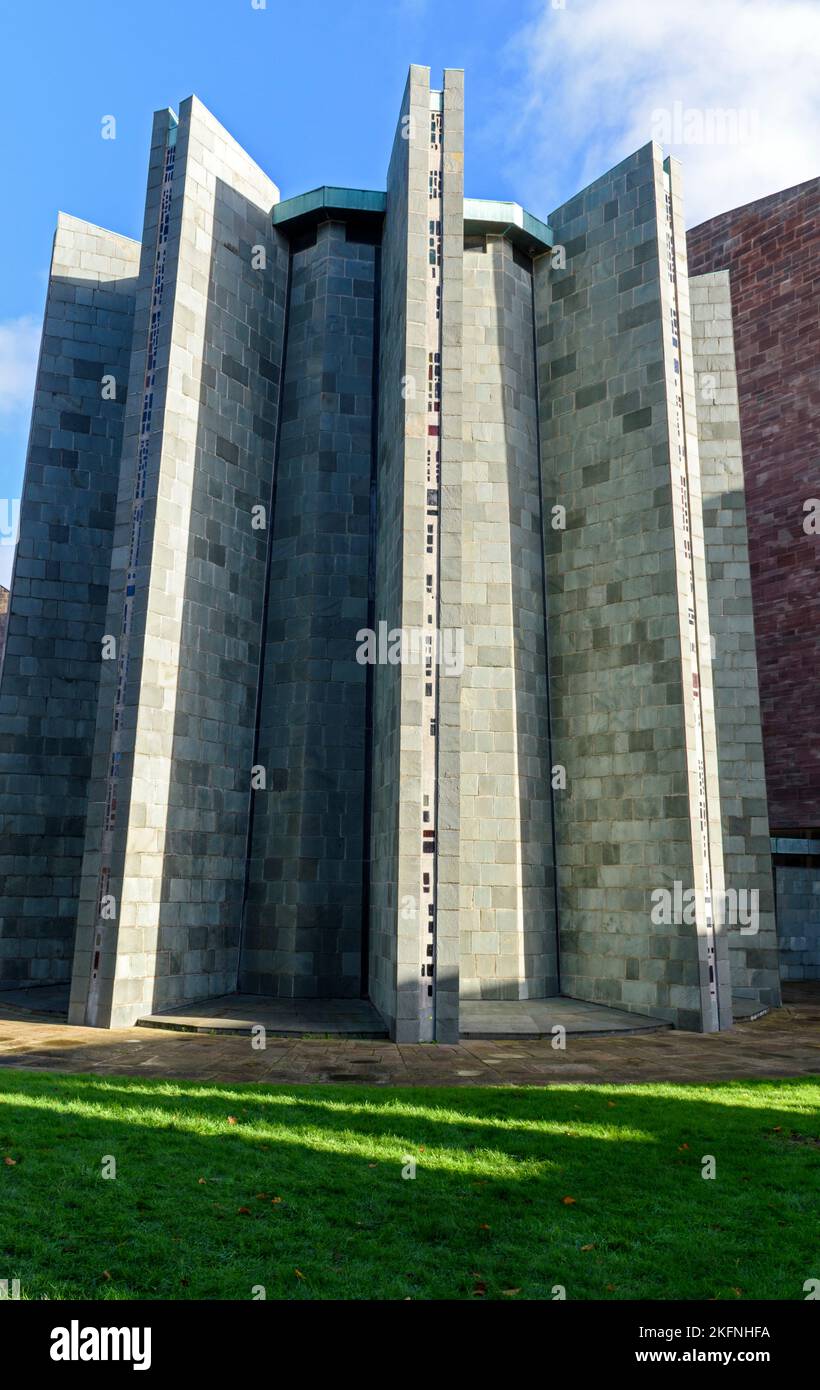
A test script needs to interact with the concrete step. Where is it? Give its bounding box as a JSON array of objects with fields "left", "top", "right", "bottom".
[
  {"left": 136, "top": 994, "right": 389, "bottom": 1039},
  {"left": 459, "top": 997, "right": 672, "bottom": 1039}
]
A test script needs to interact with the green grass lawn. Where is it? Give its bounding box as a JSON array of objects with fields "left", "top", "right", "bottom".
[{"left": 0, "top": 1070, "right": 817, "bottom": 1300}]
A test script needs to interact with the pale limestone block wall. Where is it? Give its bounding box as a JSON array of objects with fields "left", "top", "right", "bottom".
[
  {"left": 536, "top": 143, "right": 728, "bottom": 1031},
  {"left": 690, "top": 268, "right": 780, "bottom": 1006},
  {"left": 460, "top": 235, "right": 557, "bottom": 1000}
]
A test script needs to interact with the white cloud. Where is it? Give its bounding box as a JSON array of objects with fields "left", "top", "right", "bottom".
[
  {"left": 505, "top": 0, "right": 820, "bottom": 226},
  {"left": 0, "top": 314, "right": 41, "bottom": 424}
]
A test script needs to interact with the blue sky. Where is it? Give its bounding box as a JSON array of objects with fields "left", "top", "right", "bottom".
[{"left": 1, "top": 0, "right": 818, "bottom": 586}]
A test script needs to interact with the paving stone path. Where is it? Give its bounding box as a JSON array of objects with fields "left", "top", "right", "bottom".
[{"left": 0, "top": 986, "right": 816, "bottom": 1088}]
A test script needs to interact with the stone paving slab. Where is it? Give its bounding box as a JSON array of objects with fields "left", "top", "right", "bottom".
[
  {"left": 459, "top": 997, "right": 668, "bottom": 1037},
  {"left": 0, "top": 987, "right": 816, "bottom": 1088},
  {"left": 136, "top": 994, "right": 388, "bottom": 1038}
]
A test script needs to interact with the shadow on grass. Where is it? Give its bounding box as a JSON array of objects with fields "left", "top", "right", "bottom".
[{"left": 0, "top": 1071, "right": 817, "bottom": 1301}]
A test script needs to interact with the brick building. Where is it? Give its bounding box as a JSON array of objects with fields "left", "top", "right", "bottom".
[{"left": 688, "top": 179, "right": 820, "bottom": 979}]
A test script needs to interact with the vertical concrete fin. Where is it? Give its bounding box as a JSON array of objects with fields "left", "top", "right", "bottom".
[
  {"left": 71, "top": 99, "right": 287, "bottom": 1026},
  {"left": 690, "top": 268, "right": 780, "bottom": 1008},
  {"left": 435, "top": 67, "right": 464, "bottom": 1040},
  {"left": 663, "top": 155, "right": 730, "bottom": 1030},
  {"left": 0, "top": 213, "right": 139, "bottom": 992},
  {"left": 535, "top": 142, "right": 728, "bottom": 1031},
  {"left": 370, "top": 65, "right": 428, "bottom": 1040},
  {"left": 370, "top": 64, "right": 464, "bottom": 1041}
]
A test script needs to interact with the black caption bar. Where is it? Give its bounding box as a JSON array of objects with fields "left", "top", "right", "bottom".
[{"left": 0, "top": 1298, "right": 813, "bottom": 1377}]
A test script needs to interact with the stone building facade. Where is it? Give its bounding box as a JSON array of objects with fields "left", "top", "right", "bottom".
[
  {"left": 688, "top": 182, "right": 820, "bottom": 980},
  {"left": 0, "top": 68, "right": 783, "bottom": 1034}
]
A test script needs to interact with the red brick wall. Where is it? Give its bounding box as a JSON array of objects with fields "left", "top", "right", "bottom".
[{"left": 687, "top": 179, "right": 820, "bottom": 833}]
